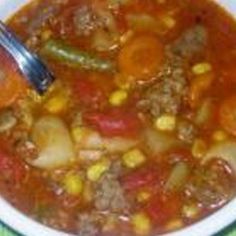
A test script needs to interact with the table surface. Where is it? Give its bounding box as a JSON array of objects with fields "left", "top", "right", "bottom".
[{"left": 1, "top": 221, "right": 236, "bottom": 236}]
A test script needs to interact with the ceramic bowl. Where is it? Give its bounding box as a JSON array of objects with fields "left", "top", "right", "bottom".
[{"left": 0, "top": 1, "right": 235, "bottom": 235}]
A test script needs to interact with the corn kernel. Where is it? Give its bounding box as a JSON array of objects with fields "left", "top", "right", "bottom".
[
  {"left": 72, "top": 126, "right": 87, "bottom": 143},
  {"left": 63, "top": 173, "right": 83, "bottom": 195},
  {"left": 154, "top": 114, "right": 176, "bottom": 131},
  {"left": 87, "top": 160, "right": 110, "bottom": 181},
  {"left": 132, "top": 212, "right": 151, "bottom": 235},
  {"left": 212, "top": 130, "right": 228, "bottom": 142},
  {"left": 122, "top": 149, "right": 146, "bottom": 169},
  {"left": 192, "top": 139, "right": 207, "bottom": 159},
  {"left": 165, "top": 219, "right": 183, "bottom": 231},
  {"left": 161, "top": 15, "right": 176, "bottom": 29},
  {"left": 192, "top": 62, "right": 212, "bottom": 75},
  {"left": 109, "top": 90, "right": 128, "bottom": 106},
  {"left": 41, "top": 29, "right": 52, "bottom": 41},
  {"left": 44, "top": 93, "right": 68, "bottom": 114},
  {"left": 137, "top": 191, "right": 151, "bottom": 203},
  {"left": 114, "top": 74, "right": 132, "bottom": 90},
  {"left": 182, "top": 203, "right": 200, "bottom": 219}
]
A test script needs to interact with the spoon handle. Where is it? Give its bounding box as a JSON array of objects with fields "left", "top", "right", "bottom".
[{"left": 0, "top": 20, "right": 54, "bottom": 94}]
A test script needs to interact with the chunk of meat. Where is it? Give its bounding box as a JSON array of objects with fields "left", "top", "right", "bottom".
[
  {"left": 77, "top": 211, "right": 130, "bottom": 236},
  {"left": 39, "top": 207, "right": 77, "bottom": 233},
  {"left": 94, "top": 170, "right": 129, "bottom": 213},
  {"left": 185, "top": 159, "right": 235, "bottom": 209},
  {"left": 27, "top": 6, "right": 56, "bottom": 34},
  {"left": 0, "top": 109, "right": 17, "bottom": 133},
  {"left": 28, "top": 0, "right": 68, "bottom": 33},
  {"left": 73, "top": 5, "right": 117, "bottom": 37},
  {"left": 11, "top": 129, "right": 38, "bottom": 162},
  {"left": 171, "top": 25, "right": 207, "bottom": 58},
  {"left": 177, "top": 119, "right": 197, "bottom": 144},
  {"left": 15, "top": 139, "right": 38, "bottom": 162},
  {"left": 25, "top": 0, "right": 67, "bottom": 49},
  {"left": 138, "top": 54, "right": 187, "bottom": 117},
  {"left": 77, "top": 213, "right": 101, "bottom": 236},
  {"left": 138, "top": 26, "right": 207, "bottom": 118},
  {"left": 74, "top": 6, "right": 99, "bottom": 36}
]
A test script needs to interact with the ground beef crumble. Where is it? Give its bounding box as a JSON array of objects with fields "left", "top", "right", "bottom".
[
  {"left": 138, "top": 54, "right": 187, "bottom": 117},
  {"left": 94, "top": 161, "right": 129, "bottom": 214},
  {"left": 77, "top": 213, "right": 102, "bottom": 236},
  {"left": 171, "top": 25, "right": 207, "bottom": 59},
  {"left": 138, "top": 25, "right": 207, "bottom": 118},
  {"left": 73, "top": 5, "right": 99, "bottom": 36}
]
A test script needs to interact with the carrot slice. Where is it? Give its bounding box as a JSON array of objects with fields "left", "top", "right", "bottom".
[
  {"left": 0, "top": 47, "right": 26, "bottom": 108},
  {"left": 118, "top": 34, "right": 164, "bottom": 80},
  {"left": 219, "top": 95, "right": 236, "bottom": 136}
]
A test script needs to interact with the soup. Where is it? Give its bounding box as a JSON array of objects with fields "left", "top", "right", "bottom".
[{"left": 0, "top": 0, "right": 236, "bottom": 235}]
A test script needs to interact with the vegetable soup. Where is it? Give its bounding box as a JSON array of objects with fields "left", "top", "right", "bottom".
[{"left": 0, "top": 0, "right": 236, "bottom": 235}]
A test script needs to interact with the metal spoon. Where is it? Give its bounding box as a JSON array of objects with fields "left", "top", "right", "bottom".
[{"left": 0, "top": 20, "right": 54, "bottom": 94}]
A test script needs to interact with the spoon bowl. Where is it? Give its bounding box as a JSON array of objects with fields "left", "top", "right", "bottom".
[{"left": 0, "top": 20, "right": 54, "bottom": 94}]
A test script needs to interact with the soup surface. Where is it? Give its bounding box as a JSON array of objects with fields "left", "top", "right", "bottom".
[{"left": 0, "top": 0, "right": 236, "bottom": 235}]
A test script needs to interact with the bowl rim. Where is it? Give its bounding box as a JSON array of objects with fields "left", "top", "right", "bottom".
[
  {"left": 1, "top": 194, "right": 236, "bottom": 236},
  {"left": 0, "top": 0, "right": 235, "bottom": 236}
]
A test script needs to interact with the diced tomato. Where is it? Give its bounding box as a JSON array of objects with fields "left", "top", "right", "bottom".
[
  {"left": 83, "top": 107, "right": 142, "bottom": 137},
  {"left": 0, "top": 150, "right": 26, "bottom": 184},
  {"left": 121, "top": 166, "right": 159, "bottom": 191},
  {"left": 145, "top": 193, "right": 182, "bottom": 225},
  {"left": 73, "top": 79, "right": 106, "bottom": 110},
  {"left": 165, "top": 148, "right": 196, "bottom": 167}
]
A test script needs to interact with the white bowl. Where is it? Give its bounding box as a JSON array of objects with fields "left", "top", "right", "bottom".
[{"left": 0, "top": 1, "right": 235, "bottom": 236}]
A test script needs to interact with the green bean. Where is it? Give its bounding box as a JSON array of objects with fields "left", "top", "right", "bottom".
[{"left": 40, "top": 39, "right": 115, "bottom": 72}]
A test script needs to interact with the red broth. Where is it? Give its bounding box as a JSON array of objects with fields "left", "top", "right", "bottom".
[{"left": 0, "top": 0, "right": 235, "bottom": 235}]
